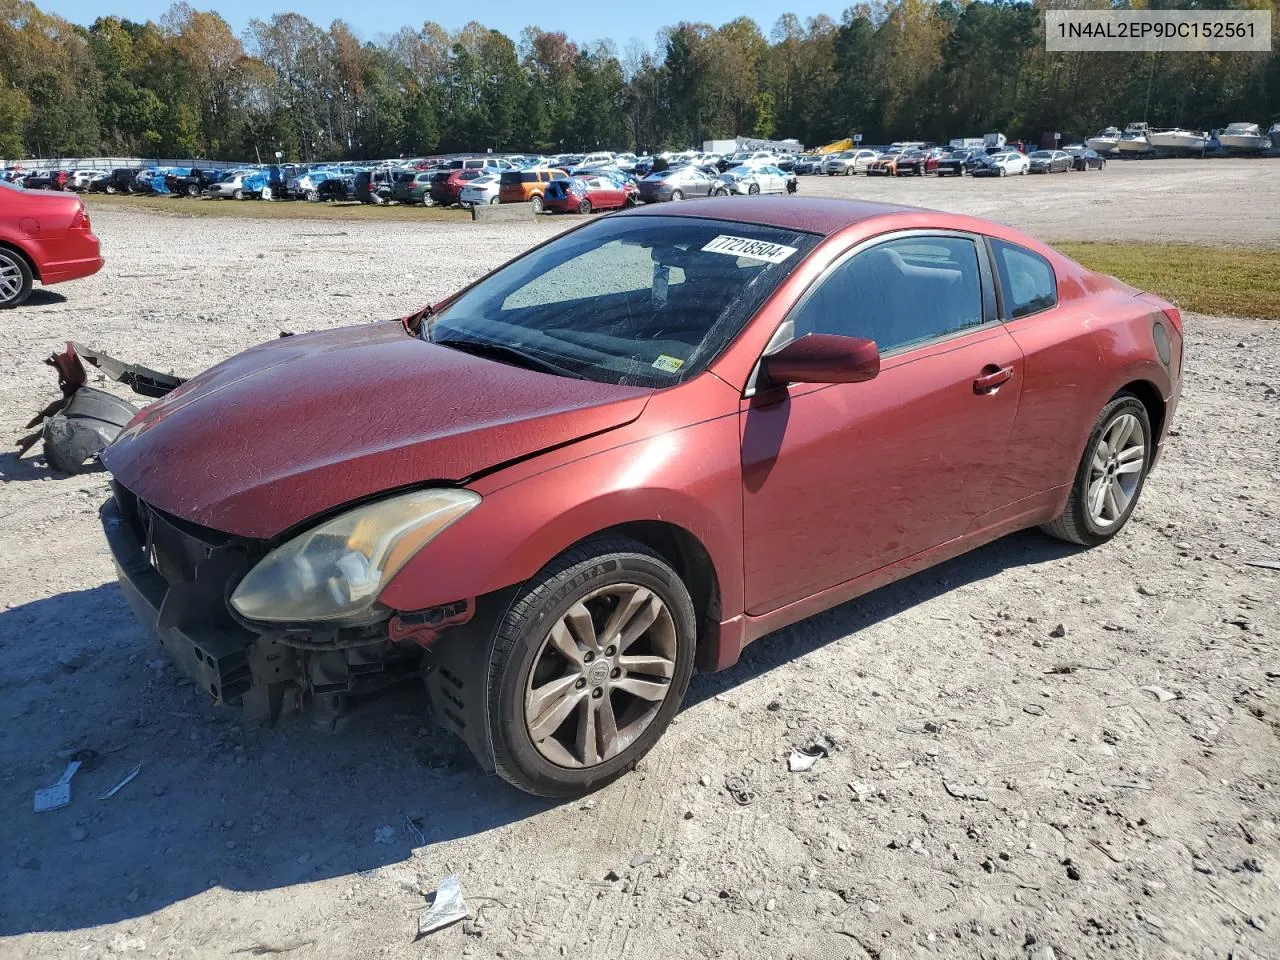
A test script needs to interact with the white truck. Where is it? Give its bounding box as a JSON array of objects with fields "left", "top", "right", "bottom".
[
  {"left": 983, "top": 132, "right": 1007, "bottom": 150},
  {"left": 702, "top": 139, "right": 738, "bottom": 157}
]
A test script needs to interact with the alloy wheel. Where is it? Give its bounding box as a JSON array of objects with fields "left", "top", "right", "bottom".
[
  {"left": 523, "top": 583, "right": 677, "bottom": 768},
  {"left": 0, "top": 251, "right": 24, "bottom": 304},
  {"left": 1086, "top": 413, "right": 1146, "bottom": 528}
]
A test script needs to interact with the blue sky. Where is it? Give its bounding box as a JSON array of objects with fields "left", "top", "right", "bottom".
[{"left": 42, "top": 0, "right": 847, "bottom": 49}]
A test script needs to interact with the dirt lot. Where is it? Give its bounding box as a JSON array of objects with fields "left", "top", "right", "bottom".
[{"left": 2, "top": 160, "right": 1278, "bottom": 960}]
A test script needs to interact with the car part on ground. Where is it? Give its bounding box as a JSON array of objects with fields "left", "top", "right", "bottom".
[{"left": 17, "top": 342, "right": 185, "bottom": 473}]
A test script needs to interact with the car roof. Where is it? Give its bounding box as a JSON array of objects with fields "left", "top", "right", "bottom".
[{"left": 618, "top": 196, "right": 918, "bottom": 236}]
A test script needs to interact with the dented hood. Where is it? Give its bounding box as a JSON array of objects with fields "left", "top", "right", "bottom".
[{"left": 101, "top": 323, "right": 651, "bottom": 538}]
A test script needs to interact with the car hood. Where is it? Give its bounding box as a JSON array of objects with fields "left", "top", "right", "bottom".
[{"left": 102, "top": 323, "right": 652, "bottom": 538}]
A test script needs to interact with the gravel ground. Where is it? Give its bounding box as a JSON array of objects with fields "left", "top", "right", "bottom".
[{"left": 1, "top": 161, "right": 1278, "bottom": 960}]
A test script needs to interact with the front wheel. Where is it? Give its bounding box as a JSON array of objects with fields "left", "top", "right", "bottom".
[
  {"left": 486, "top": 538, "right": 697, "bottom": 797},
  {"left": 713, "top": 186, "right": 729, "bottom": 197},
  {"left": 1041, "top": 395, "right": 1152, "bottom": 547},
  {"left": 530, "top": 194, "right": 544, "bottom": 213},
  {"left": 232, "top": 188, "right": 244, "bottom": 200},
  {"left": 577, "top": 198, "right": 591, "bottom": 214},
  {"left": 748, "top": 183, "right": 760, "bottom": 195},
  {"left": 670, "top": 189, "right": 683, "bottom": 201},
  {"left": 489, "top": 195, "right": 499, "bottom": 204},
  {"left": 185, "top": 183, "right": 200, "bottom": 197}
]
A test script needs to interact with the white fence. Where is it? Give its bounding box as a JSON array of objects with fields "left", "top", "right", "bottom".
[{"left": 2, "top": 157, "right": 244, "bottom": 173}]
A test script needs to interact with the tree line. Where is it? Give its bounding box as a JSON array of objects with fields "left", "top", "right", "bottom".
[{"left": 2, "top": 0, "right": 1277, "bottom": 162}]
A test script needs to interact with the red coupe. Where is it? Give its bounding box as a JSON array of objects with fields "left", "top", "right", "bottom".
[
  {"left": 542, "top": 175, "right": 638, "bottom": 214},
  {"left": 99, "top": 197, "right": 1182, "bottom": 797},
  {"left": 0, "top": 181, "right": 103, "bottom": 307}
]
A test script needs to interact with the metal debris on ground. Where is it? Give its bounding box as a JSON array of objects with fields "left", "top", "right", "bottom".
[
  {"left": 724, "top": 773, "right": 757, "bottom": 805},
  {"left": 1243, "top": 558, "right": 1280, "bottom": 571},
  {"left": 1140, "top": 685, "right": 1178, "bottom": 702},
  {"left": 788, "top": 746, "right": 827, "bottom": 773},
  {"left": 34, "top": 757, "right": 88, "bottom": 813},
  {"left": 98, "top": 762, "right": 142, "bottom": 800},
  {"left": 417, "top": 874, "right": 469, "bottom": 937}
]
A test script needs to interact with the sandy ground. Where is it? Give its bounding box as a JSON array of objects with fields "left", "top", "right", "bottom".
[{"left": 1, "top": 160, "right": 1278, "bottom": 960}]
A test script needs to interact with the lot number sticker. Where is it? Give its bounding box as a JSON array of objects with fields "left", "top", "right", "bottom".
[{"left": 702, "top": 235, "right": 798, "bottom": 264}]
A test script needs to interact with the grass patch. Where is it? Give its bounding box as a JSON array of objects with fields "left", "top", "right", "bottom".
[
  {"left": 84, "top": 192, "right": 471, "bottom": 223},
  {"left": 1056, "top": 242, "right": 1280, "bottom": 319}
]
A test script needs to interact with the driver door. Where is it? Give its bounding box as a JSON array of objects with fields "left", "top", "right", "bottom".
[{"left": 740, "top": 232, "right": 1024, "bottom": 615}]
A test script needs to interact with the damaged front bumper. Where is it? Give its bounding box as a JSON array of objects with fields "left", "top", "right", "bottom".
[{"left": 99, "top": 484, "right": 483, "bottom": 733}]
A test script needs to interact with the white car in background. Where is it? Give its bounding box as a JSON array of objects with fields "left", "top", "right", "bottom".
[
  {"left": 717, "top": 164, "right": 796, "bottom": 196},
  {"left": 822, "top": 149, "right": 879, "bottom": 175},
  {"left": 459, "top": 174, "right": 501, "bottom": 206},
  {"left": 70, "top": 169, "right": 108, "bottom": 190},
  {"left": 972, "top": 150, "right": 1030, "bottom": 177},
  {"left": 724, "top": 150, "right": 778, "bottom": 169}
]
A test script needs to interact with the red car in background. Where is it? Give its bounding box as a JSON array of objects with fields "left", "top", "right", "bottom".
[
  {"left": 429, "top": 169, "right": 484, "bottom": 206},
  {"left": 542, "top": 175, "right": 638, "bottom": 214},
  {"left": 98, "top": 198, "right": 1181, "bottom": 797},
  {"left": 0, "top": 181, "right": 103, "bottom": 307}
]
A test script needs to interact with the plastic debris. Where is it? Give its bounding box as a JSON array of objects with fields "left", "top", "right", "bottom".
[
  {"left": 99, "top": 762, "right": 142, "bottom": 800},
  {"left": 1140, "top": 685, "right": 1178, "bottom": 703},
  {"left": 788, "top": 746, "right": 828, "bottom": 773},
  {"left": 34, "top": 759, "right": 83, "bottom": 812},
  {"left": 1243, "top": 559, "right": 1280, "bottom": 571},
  {"left": 417, "top": 874, "right": 469, "bottom": 937}
]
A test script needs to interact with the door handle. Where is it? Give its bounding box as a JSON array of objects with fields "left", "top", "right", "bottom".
[{"left": 973, "top": 365, "right": 1014, "bottom": 394}]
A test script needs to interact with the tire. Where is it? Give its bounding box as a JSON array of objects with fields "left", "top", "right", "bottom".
[
  {"left": 670, "top": 189, "right": 683, "bottom": 201},
  {"left": 1020, "top": 166, "right": 1028, "bottom": 175},
  {"left": 185, "top": 183, "right": 199, "bottom": 197},
  {"left": 1041, "top": 394, "right": 1152, "bottom": 547},
  {"left": 577, "top": 198, "right": 591, "bottom": 214},
  {"left": 105, "top": 184, "right": 117, "bottom": 195},
  {"left": 626, "top": 193, "right": 639, "bottom": 207},
  {"left": 260, "top": 186, "right": 272, "bottom": 200},
  {"left": 232, "top": 188, "right": 244, "bottom": 200},
  {"left": 0, "top": 246, "right": 34, "bottom": 308},
  {"left": 845, "top": 166, "right": 853, "bottom": 176},
  {"left": 486, "top": 537, "right": 697, "bottom": 797},
  {"left": 713, "top": 187, "right": 728, "bottom": 197},
  {"left": 1099, "top": 160, "right": 1106, "bottom": 171},
  {"left": 748, "top": 183, "right": 760, "bottom": 195},
  {"left": 999, "top": 166, "right": 1007, "bottom": 177},
  {"left": 531, "top": 194, "right": 544, "bottom": 213},
  {"left": 306, "top": 189, "right": 319, "bottom": 202},
  {"left": 489, "top": 195, "right": 499, "bottom": 204}
]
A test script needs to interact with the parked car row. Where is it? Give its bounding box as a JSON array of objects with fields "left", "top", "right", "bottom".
[{"left": 788, "top": 143, "right": 1109, "bottom": 179}]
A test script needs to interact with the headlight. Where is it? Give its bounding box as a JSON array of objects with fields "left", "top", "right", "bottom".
[{"left": 229, "top": 488, "right": 480, "bottom": 624}]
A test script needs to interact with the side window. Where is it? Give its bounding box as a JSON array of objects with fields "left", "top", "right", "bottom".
[
  {"left": 990, "top": 239, "right": 1056, "bottom": 319},
  {"left": 789, "top": 236, "right": 985, "bottom": 353}
]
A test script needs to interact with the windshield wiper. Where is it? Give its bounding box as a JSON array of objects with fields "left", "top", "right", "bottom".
[{"left": 434, "top": 336, "right": 581, "bottom": 379}]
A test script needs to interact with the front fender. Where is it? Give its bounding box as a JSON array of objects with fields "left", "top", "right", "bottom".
[{"left": 377, "top": 412, "right": 746, "bottom": 618}]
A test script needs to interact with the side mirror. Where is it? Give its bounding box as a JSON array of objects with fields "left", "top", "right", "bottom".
[{"left": 761, "top": 334, "right": 880, "bottom": 386}]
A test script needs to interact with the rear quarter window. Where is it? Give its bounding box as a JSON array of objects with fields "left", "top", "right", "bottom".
[{"left": 991, "top": 239, "right": 1057, "bottom": 319}]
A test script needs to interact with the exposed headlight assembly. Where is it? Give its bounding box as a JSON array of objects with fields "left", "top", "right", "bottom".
[{"left": 229, "top": 488, "right": 480, "bottom": 624}]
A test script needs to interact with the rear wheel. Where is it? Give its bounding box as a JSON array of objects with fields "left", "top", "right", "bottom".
[
  {"left": 531, "top": 194, "right": 544, "bottom": 213},
  {"left": 748, "top": 183, "right": 760, "bottom": 195},
  {"left": 713, "top": 186, "right": 729, "bottom": 197},
  {"left": 489, "top": 195, "right": 499, "bottom": 204},
  {"left": 1041, "top": 394, "right": 1152, "bottom": 547},
  {"left": 486, "top": 538, "right": 697, "bottom": 797},
  {"left": 670, "top": 189, "right": 684, "bottom": 201},
  {"left": 232, "top": 188, "right": 244, "bottom": 200},
  {"left": 0, "top": 247, "right": 34, "bottom": 308}
]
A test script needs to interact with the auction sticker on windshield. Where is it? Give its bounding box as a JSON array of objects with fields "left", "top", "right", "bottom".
[{"left": 702, "top": 235, "right": 798, "bottom": 264}]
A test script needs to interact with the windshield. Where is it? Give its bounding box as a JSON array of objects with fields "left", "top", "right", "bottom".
[{"left": 425, "top": 215, "right": 818, "bottom": 387}]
